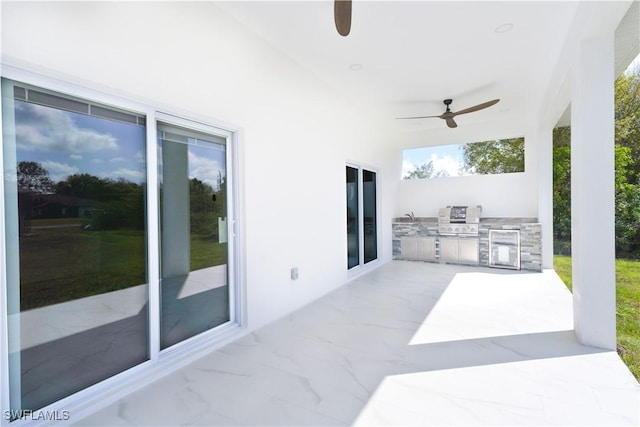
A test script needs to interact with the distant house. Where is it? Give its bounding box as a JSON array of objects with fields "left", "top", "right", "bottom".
[{"left": 17, "top": 187, "right": 99, "bottom": 234}]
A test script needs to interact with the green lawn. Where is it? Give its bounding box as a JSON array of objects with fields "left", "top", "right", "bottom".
[
  {"left": 190, "top": 236, "right": 227, "bottom": 271},
  {"left": 554, "top": 255, "right": 640, "bottom": 380},
  {"left": 19, "top": 227, "right": 227, "bottom": 310},
  {"left": 19, "top": 227, "right": 146, "bottom": 310}
]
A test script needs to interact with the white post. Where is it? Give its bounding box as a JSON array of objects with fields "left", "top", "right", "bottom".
[
  {"left": 536, "top": 126, "right": 554, "bottom": 270},
  {"left": 570, "top": 33, "right": 617, "bottom": 350}
]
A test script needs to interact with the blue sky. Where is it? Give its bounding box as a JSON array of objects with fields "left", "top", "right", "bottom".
[
  {"left": 15, "top": 100, "right": 146, "bottom": 184},
  {"left": 14, "top": 100, "right": 226, "bottom": 189},
  {"left": 402, "top": 144, "right": 467, "bottom": 178}
]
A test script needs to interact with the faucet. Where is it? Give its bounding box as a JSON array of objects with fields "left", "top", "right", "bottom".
[{"left": 405, "top": 212, "right": 415, "bottom": 221}]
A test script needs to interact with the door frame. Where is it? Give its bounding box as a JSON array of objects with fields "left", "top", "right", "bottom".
[{"left": 346, "top": 162, "right": 380, "bottom": 275}]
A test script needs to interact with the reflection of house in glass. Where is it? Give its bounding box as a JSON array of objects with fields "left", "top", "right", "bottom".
[{"left": 18, "top": 189, "right": 99, "bottom": 234}]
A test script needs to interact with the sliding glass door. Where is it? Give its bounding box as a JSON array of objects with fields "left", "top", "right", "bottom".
[
  {"left": 2, "top": 79, "right": 149, "bottom": 414},
  {"left": 1, "top": 77, "right": 239, "bottom": 416},
  {"left": 158, "top": 122, "right": 230, "bottom": 349},
  {"left": 346, "top": 165, "right": 377, "bottom": 270},
  {"left": 346, "top": 166, "right": 359, "bottom": 269},
  {"left": 363, "top": 169, "right": 377, "bottom": 263}
]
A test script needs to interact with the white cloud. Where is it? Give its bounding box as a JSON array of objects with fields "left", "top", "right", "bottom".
[
  {"left": 402, "top": 160, "right": 416, "bottom": 178},
  {"left": 110, "top": 157, "right": 127, "bottom": 163},
  {"left": 430, "top": 153, "right": 464, "bottom": 177},
  {"left": 110, "top": 168, "right": 145, "bottom": 183},
  {"left": 15, "top": 102, "right": 118, "bottom": 153},
  {"left": 40, "top": 160, "right": 79, "bottom": 182},
  {"left": 188, "top": 150, "right": 224, "bottom": 190},
  {"left": 70, "top": 154, "right": 83, "bottom": 160}
]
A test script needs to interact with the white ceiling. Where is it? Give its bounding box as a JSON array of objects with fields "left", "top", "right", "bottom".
[{"left": 217, "top": 1, "right": 583, "bottom": 134}]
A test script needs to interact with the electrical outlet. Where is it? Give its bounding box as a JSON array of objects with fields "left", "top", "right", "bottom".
[{"left": 291, "top": 267, "right": 299, "bottom": 280}]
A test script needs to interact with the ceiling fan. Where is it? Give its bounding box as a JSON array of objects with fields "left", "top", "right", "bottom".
[
  {"left": 397, "top": 98, "right": 500, "bottom": 128},
  {"left": 335, "top": 0, "right": 352, "bottom": 36}
]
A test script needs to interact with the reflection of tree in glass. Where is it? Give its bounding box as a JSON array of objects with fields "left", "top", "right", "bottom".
[
  {"left": 56, "top": 173, "right": 145, "bottom": 230},
  {"left": 17, "top": 161, "right": 55, "bottom": 193},
  {"left": 190, "top": 177, "right": 215, "bottom": 235},
  {"left": 190, "top": 174, "right": 227, "bottom": 234}
]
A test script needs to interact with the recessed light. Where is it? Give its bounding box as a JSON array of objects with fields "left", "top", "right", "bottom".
[
  {"left": 350, "top": 63, "right": 363, "bottom": 71},
  {"left": 495, "top": 23, "right": 514, "bottom": 33}
]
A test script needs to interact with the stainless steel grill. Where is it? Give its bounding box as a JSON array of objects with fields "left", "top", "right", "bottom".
[{"left": 437, "top": 206, "right": 482, "bottom": 235}]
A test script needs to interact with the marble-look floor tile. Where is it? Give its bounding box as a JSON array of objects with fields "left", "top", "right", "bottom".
[{"left": 75, "top": 261, "right": 639, "bottom": 426}]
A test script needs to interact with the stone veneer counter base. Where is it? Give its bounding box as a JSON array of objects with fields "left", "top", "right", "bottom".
[{"left": 392, "top": 217, "right": 542, "bottom": 272}]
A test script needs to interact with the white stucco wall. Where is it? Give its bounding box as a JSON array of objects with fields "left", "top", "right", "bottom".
[{"left": 0, "top": 2, "right": 397, "bottom": 330}]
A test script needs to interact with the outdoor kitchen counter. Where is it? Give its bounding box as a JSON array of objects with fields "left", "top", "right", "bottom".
[{"left": 392, "top": 217, "right": 542, "bottom": 272}]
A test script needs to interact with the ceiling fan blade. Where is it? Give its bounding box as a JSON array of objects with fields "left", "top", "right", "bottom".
[
  {"left": 452, "top": 99, "right": 500, "bottom": 116},
  {"left": 334, "top": 0, "right": 352, "bottom": 36},
  {"left": 396, "top": 114, "right": 442, "bottom": 120},
  {"left": 445, "top": 118, "right": 458, "bottom": 128}
]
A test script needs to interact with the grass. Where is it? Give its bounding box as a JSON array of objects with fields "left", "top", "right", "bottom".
[
  {"left": 20, "top": 227, "right": 146, "bottom": 310},
  {"left": 19, "top": 227, "right": 227, "bottom": 310},
  {"left": 554, "top": 255, "right": 640, "bottom": 380},
  {"left": 191, "top": 235, "right": 227, "bottom": 271}
]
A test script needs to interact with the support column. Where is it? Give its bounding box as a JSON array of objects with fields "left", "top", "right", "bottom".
[
  {"left": 536, "top": 126, "right": 554, "bottom": 270},
  {"left": 570, "top": 33, "right": 616, "bottom": 350}
]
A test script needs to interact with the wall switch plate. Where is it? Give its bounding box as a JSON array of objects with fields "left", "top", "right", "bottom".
[{"left": 291, "top": 267, "right": 299, "bottom": 280}]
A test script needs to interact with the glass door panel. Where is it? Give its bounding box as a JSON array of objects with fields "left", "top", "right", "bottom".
[
  {"left": 158, "top": 123, "right": 229, "bottom": 349},
  {"left": 363, "top": 169, "right": 377, "bottom": 263},
  {"left": 346, "top": 166, "right": 359, "bottom": 269},
  {"left": 2, "top": 79, "right": 149, "bottom": 414}
]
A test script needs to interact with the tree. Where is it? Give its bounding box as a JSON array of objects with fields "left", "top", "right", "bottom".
[
  {"left": 17, "top": 161, "right": 55, "bottom": 193},
  {"left": 613, "top": 70, "right": 640, "bottom": 256},
  {"left": 553, "top": 127, "right": 571, "bottom": 245},
  {"left": 403, "top": 160, "right": 449, "bottom": 179},
  {"left": 615, "top": 72, "right": 640, "bottom": 185},
  {"left": 404, "top": 161, "right": 435, "bottom": 179},
  {"left": 552, "top": 68, "right": 640, "bottom": 258},
  {"left": 460, "top": 138, "right": 525, "bottom": 175}
]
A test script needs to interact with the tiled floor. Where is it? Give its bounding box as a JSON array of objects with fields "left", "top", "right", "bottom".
[{"left": 76, "top": 261, "right": 639, "bottom": 426}]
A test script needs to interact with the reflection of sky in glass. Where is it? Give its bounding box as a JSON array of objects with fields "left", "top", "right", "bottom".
[
  {"left": 188, "top": 143, "right": 226, "bottom": 191},
  {"left": 15, "top": 100, "right": 146, "bottom": 183},
  {"left": 402, "top": 144, "right": 467, "bottom": 178}
]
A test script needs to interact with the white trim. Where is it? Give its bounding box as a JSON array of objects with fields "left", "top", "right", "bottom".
[
  {"left": 0, "top": 74, "right": 12, "bottom": 421},
  {"left": 145, "top": 110, "right": 161, "bottom": 362}
]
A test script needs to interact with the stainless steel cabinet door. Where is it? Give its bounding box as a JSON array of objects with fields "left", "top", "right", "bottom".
[
  {"left": 401, "top": 236, "right": 418, "bottom": 260},
  {"left": 458, "top": 238, "right": 479, "bottom": 265},
  {"left": 417, "top": 237, "right": 436, "bottom": 261},
  {"left": 439, "top": 237, "right": 458, "bottom": 263}
]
